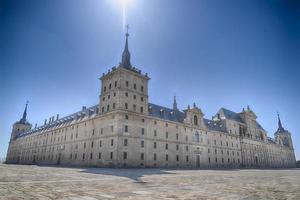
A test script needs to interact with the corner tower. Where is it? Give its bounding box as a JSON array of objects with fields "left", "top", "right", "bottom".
[
  {"left": 274, "top": 113, "right": 293, "bottom": 149},
  {"left": 99, "top": 28, "right": 150, "bottom": 115},
  {"left": 10, "top": 102, "right": 32, "bottom": 141}
]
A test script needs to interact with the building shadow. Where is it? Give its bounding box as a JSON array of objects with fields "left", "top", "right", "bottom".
[{"left": 80, "top": 167, "right": 176, "bottom": 182}]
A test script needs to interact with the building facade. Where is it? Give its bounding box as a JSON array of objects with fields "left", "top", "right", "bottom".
[{"left": 6, "top": 32, "right": 296, "bottom": 168}]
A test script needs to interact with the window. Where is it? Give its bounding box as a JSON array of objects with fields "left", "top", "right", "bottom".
[
  {"left": 104, "top": 86, "right": 106, "bottom": 92},
  {"left": 125, "top": 115, "right": 129, "bottom": 120},
  {"left": 109, "top": 84, "right": 111, "bottom": 89},
  {"left": 194, "top": 115, "right": 198, "bottom": 125},
  {"left": 115, "top": 81, "right": 117, "bottom": 87},
  {"left": 176, "top": 144, "right": 179, "bottom": 151},
  {"left": 165, "top": 132, "right": 168, "bottom": 138},
  {"left": 166, "top": 154, "right": 169, "bottom": 161},
  {"left": 125, "top": 103, "right": 128, "bottom": 109},
  {"left": 195, "top": 132, "right": 200, "bottom": 143},
  {"left": 99, "top": 140, "right": 102, "bottom": 147},
  {"left": 133, "top": 104, "right": 136, "bottom": 111},
  {"left": 125, "top": 125, "right": 128, "bottom": 132},
  {"left": 186, "top": 146, "right": 189, "bottom": 151},
  {"left": 141, "top": 140, "right": 144, "bottom": 148},
  {"left": 133, "top": 95, "right": 136, "bottom": 99},
  {"left": 90, "top": 153, "right": 93, "bottom": 159},
  {"left": 141, "top": 128, "right": 145, "bottom": 135},
  {"left": 134, "top": 83, "right": 136, "bottom": 89},
  {"left": 111, "top": 139, "right": 114, "bottom": 146},
  {"left": 91, "top": 141, "right": 94, "bottom": 148},
  {"left": 113, "top": 103, "right": 115, "bottom": 109},
  {"left": 125, "top": 92, "right": 128, "bottom": 97},
  {"left": 124, "top": 139, "right": 128, "bottom": 146},
  {"left": 176, "top": 155, "right": 179, "bottom": 161},
  {"left": 126, "top": 81, "right": 129, "bottom": 87},
  {"left": 154, "top": 153, "right": 157, "bottom": 161},
  {"left": 208, "top": 148, "right": 210, "bottom": 153},
  {"left": 141, "top": 97, "right": 144, "bottom": 102},
  {"left": 141, "top": 86, "right": 144, "bottom": 92},
  {"left": 102, "top": 107, "right": 104, "bottom": 112},
  {"left": 141, "top": 153, "right": 144, "bottom": 160},
  {"left": 140, "top": 107, "right": 143, "bottom": 113},
  {"left": 110, "top": 152, "right": 113, "bottom": 159},
  {"left": 98, "top": 153, "right": 101, "bottom": 159},
  {"left": 186, "top": 156, "right": 189, "bottom": 162},
  {"left": 84, "top": 142, "right": 86, "bottom": 149},
  {"left": 165, "top": 143, "right": 168, "bottom": 150},
  {"left": 154, "top": 130, "right": 157, "bottom": 137},
  {"left": 208, "top": 157, "right": 211, "bottom": 163},
  {"left": 176, "top": 133, "right": 179, "bottom": 140},
  {"left": 107, "top": 105, "right": 110, "bottom": 111},
  {"left": 123, "top": 152, "right": 127, "bottom": 160},
  {"left": 215, "top": 149, "right": 217, "bottom": 154},
  {"left": 154, "top": 142, "right": 157, "bottom": 149},
  {"left": 82, "top": 153, "right": 85, "bottom": 160}
]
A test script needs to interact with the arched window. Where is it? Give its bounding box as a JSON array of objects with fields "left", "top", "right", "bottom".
[{"left": 194, "top": 115, "right": 198, "bottom": 126}]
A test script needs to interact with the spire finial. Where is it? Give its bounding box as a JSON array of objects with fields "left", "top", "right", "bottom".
[
  {"left": 20, "top": 101, "right": 29, "bottom": 123},
  {"left": 121, "top": 24, "right": 131, "bottom": 68},
  {"left": 173, "top": 94, "right": 178, "bottom": 111},
  {"left": 277, "top": 112, "right": 284, "bottom": 131}
]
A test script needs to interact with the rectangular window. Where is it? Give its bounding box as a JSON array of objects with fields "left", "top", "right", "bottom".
[
  {"left": 133, "top": 104, "right": 136, "bottom": 111},
  {"left": 125, "top": 103, "right": 128, "bottom": 109},
  {"left": 154, "top": 130, "right": 157, "bottom": 137},
  {"left": 123, "top": 152, "right": 127, "bottom": 160},
  {"left": 124, "top": 139, "right": 128, "bottom": 146},
  {"left": 176, "top": 155, "right": 179, "bottom": 161},
  {"left": 165, "top": 143, "right": 168, "bottom": 150},
  {"left": 98, "top": 153, "right": 101, "bottom": 159},
  {"left": 165, "top": 132, "right": 168, "bottom": 138},
  {"left": 82, "top": 153, "right": 85, "bottom": 160},
  {"left": 154, "top": 153, "right": 156, "bottom": 161},
  {"left": 186, "top": 146, "right": 188, "bottom": 151},
  {"left": 126, "top": 81, "right": 129, "bottom": 87},
  {"left": 154, "top": 142, "right": 157, "bottom": 149},
  {"left": 141, "top": 97, "right": 144, "bottom": 102},
  {"left": 99, "top": 140, "right": 102, "bottom": 147},
  {"left": 141, "top": 140, "right": 144, "bottom": 148},
  {"left": 166, "top": 154, "right": 168, "bottom": 161},
  {"left": 141, "top": 128, "right": 145, "bottom": 135},
  {"left": 134, "top": 83, "right": 136, "bottom": 89},
  {"left": 115, "top": 81, "right": 117, "bottom": 87},
  {"left": 186, "top": 156, "right": 189, "bottom": 162},
  {"left": 141, "top": 153, "right": 144, "bottom": 160},
  {"left": 140, "top": 107, "right": 143, "bottom": 113},
  {"left": 113, "top": 103, "right": 116, "bottom": 109},
  {"left": 90, "top": 153, "right": 93, "bottom": 159},
  {"left": 141, "top": 86, "right": 144, "bottom": 92},
  {"left": 111, "top": 139, "right": 114, "bottom": 146},
  {"left": 125, "top": 125, "right": 128, "bottom": 132},
  {"left": 176, "top": 144, "right": 179, "bottom": 150},
  {"left": 176, "top": 133, "right": 179, "bottom": 140},
  {"left": 91, "top": 141, "right": 94, "bottom": 148}
]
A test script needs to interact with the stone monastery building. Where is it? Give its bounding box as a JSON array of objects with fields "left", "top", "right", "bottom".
[{"left": 6, "top": 31, "right": 296, "bottom": 168}]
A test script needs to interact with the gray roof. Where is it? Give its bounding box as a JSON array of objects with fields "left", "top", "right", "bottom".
[
  {"left": 16, "top": 105, "right": 99, "bottom": 139},
  {"left": 148, "top": 103, "right": 185, "bottom": 123},
  {"left": 204, "top": 118, "right": 227, "bottom": 132},
  {"left": 217, "top": 107, "right": 265, "bottom": 131}
]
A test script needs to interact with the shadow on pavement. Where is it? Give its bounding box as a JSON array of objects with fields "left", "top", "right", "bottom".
[{"left": 80, "top": 168, "right": 176, "bottom": 182}]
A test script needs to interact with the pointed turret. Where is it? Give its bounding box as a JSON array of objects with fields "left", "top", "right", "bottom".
[
  {"left": 19, "top": 102, "right": 28, "bottom": 124},
  {"left": 277, "top": 112, "right": 285, "bottom": 132},
  {"left": 173, "top": 95, "right": 178, "bottom": 111},
  {"left": 121, "top": 25, "right": 132, "bottom": 69}
]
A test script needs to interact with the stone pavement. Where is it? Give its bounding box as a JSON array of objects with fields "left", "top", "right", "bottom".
[{"left": 0, "top": 164, "right": 299, "bottom": 200}]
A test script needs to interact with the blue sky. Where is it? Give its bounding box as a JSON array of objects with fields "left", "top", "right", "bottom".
[{"left": 0, "top": 0, "right": 299, "bottom": 160}]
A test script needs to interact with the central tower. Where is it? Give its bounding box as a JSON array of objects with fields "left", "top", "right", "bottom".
[{"left": 99, "top": 28, "right": 150, "bottom": 115}]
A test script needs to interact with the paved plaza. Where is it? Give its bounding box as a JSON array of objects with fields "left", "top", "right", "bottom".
[{"left": 0, "top": 164, "right": 299, "bottom": 200}]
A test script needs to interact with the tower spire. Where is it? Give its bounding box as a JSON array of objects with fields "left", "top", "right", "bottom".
[
  {"left": 20, "top": 101, "right": 28, "bottom": 123},
  {"left": 173, "top": 95, "right": 178, "bottom": 111},
  {"left": 121, "top": 24, "right": 132, "bottom": 68},
  {"left": 277, "top": 112, "right": 285, "bottom": 132}
]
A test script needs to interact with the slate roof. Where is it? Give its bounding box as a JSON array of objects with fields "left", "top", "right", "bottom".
[
  {"left": 16, "top": 105, "right": 99, "bottom": 139},
  {"left": 217, "top": 107, "right": 265, "bottom": 131},
  {"left": 148, "top": 103, "right": 185, "bottom": 123},
  {"left": 204, "top": 118, "right": 227, "bottom": 133}
]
